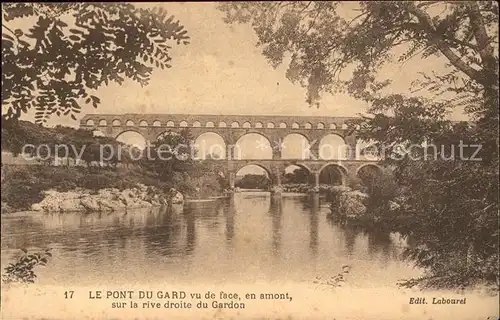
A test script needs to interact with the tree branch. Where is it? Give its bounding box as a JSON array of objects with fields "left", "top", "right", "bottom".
[
  {"left": 465, "top": 2, "right": 497, "bottom": 70},
  {"left": 405, "top": 2, "right": 484, "bottom": 85}
]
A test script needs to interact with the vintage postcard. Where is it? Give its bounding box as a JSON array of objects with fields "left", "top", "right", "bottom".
[{"left": 1, "top": 2, "right": 499, "bottom": 319}]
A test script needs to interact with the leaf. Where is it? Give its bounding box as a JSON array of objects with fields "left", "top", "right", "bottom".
[
  {"left": 70, "top": 28, "right": 85, "bottom": 35},
  {"left": 3, "top": 34, "right": 15, "bottom": 42},
  {"left": 20, "top": 248, "right": 28, "bottom": 254},
  {"left": 56, "top": 20, "right": 68, "bottom": 28}
]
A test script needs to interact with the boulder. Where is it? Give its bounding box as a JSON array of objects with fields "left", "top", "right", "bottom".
[
  {"left": 310, "top": 186, "right": 320, "bottom": 193},
  {"left": 331, "top": 187, "right": 369, "bottom": 217},
  {"left": 97, "top": 198, "right": 120, "bottom": 212},
  {"left": 331, "top": 185, "right": 352, "bottom": 193},
  {"left": 269, "top": 185, "right": 283, "bottom": 194},
  {"left": 127, "top": 199, "right": 153, "bottom": 209},
  {"left": 59, "top": 198, "right": 85, "bottom": 212},
  {"left": 31, "top": 203, "right": 43, "bottom": 211},
  {"left": 171, "top": 191, "right": 184, "bottom": 204},
  {"left": 30, "top": 184, "right": 167, "bottom": 213},
  {"left": 37, "top": 196, "right": 61, "bottom": 212},
  {"left": 41, "top": 189, "right": 60, "bottom": 198},
  {"left": 80, "top": 197, "right": 100, "bottom": 212}
]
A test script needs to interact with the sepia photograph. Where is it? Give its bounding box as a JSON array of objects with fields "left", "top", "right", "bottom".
[{"left": 1, "top": 2, "right": 499, "bottom": 319}]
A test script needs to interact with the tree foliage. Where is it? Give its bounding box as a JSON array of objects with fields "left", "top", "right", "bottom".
[
  {"left": 219, "top": 2, "right": 497, "bottom": 112},
  {"left": 219, "top": 1, "right": 499, "bottom": 290},
  {"left": 2, "top": 248, "right": 52, "bottom": 284},
  {"left": 140, "top": 130, "right": 196, "bottom": 181},
  {"left": 284, "top": 166, "right": 310, "bottom": 184},
  {"left": 2, "top": 3, "right": 189, "bottom": 123},
  {"left": 1, "top": 119, "right": 127, "bottom": 168},
  {"left": 235, "top": 174, "right": 271, "bottom": 189}
]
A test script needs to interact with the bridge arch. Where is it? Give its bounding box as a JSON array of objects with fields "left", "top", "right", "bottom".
[
  {"left": 98, "top": 119, "right": 107, "bottom": 126},
  {"left": 234, "top": 132, "right": 273, "bottom": 160},
  {"left": 86, "top": 119, "right": 95, "bottom": 126},
  {"left": 112, "top": 119, "right": 121, "bottom": 126},
  {"left": 126, "top": 120, "right": 135, "bottom": 127},
  {"left": 292, "top": 122, "right": 300, "bottom": 129},
  {"left": 218, "top": 121, "right": 226, "bottom": 128},
  {"left": 279, "top": 122, "right": 287, "bottom": 128},
  {"left": 317, "top": 122, "right": 325, "bottom": 129},
  {"left": 267, "top": 122, "right": 275, "bottom": 128},
  {"left": 283, "top": 163, "right": 313, "bottom": 184},
  {"left": 152, "top": 120, "right": 161, "bottom": 127},
  {"left": 281, "top": 133, "right": 310, "bottom": 159},
  {"left": 304, "top": 122, "right": 312, "bottom": 129},
  {"left": 242, "top": 121, "right": 251, "bottom": 128},
  {"left": 194, "top": 132, "right": 226, "bottom": 160},
  {"left": 329, "top": 123, "right": 337, "bottom": 130},
  {"left": 115, "top": 130, "right": 147, "bottom": 150},
  {"left": 193, "top": 121, "right": 201, "bottom": 127},
  {"left": 235, "top": 163, "right": 272, "bottom": 178},
  {"left": 179, "top": 121, "right": 188, "bottom": 127},
  {"left": 318, "top": 134, "right": 348, "bottom": 160},
  {"left": 231, "top": 121, "right": 240, "bottom": 128},
  {"left": 166, "top": 121, "right": 175, "bottom": 127},
  {"left": 255, "top": 122, "right": 263, "bottom": 128},
  {"left": 318, "top": 162, "right": 348, "bottom": 185},
  {"left": 235, "top": 164, "right": 273, "bottom": 190},
  {"left": 139, "top": 120, "right": 148, "bottom": 127}
]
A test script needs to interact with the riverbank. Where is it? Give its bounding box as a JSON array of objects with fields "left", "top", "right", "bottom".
[
  {"left": 29, "top": 184, "right": 184, "bottom": 213},
  {"left": 1, "top": 164, "right": 224, "bottom": 214}
]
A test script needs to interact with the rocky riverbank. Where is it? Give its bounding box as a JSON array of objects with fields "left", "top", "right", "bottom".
[
  {"left": 281, "top": 184, "right": 341, "bottom": 193},
  {"left": 30, "top": 184, "right": 183, "bottom": 213},
  {"left": 328, "top": 185, "right": 402, "bottom": 223}
]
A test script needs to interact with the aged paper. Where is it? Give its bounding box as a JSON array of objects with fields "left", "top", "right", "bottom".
[{"left": 1, "top": 2, "right": 499, "bottom": 319}]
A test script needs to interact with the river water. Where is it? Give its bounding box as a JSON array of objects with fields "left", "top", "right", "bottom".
[
  {"left": 1, "top": 192, "right": 418, "bottom": 288},
  {"left": 3, "top": 193, "right": 500, "bottom": 320}
]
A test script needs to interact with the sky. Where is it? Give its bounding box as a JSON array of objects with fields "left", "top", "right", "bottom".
[{"left": 18, "top": 2, "right": 468, "bottom": 128}]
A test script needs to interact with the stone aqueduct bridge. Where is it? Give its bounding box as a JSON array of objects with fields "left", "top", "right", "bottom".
[{"left": 80, "top": 114, "right": 382, "bottom": 190}]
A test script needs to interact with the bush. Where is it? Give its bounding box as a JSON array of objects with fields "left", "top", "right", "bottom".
[{"left": 2, "top": 249, "right": 52, "bottom": 284}]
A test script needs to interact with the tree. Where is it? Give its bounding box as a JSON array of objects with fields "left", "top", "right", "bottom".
[
  {"left": 219, "top": 2, "right": 499, "bottom": 290},
  {"left": 2, "top": 3, "right": 189, "bottom": 123},
  {"left": 141, "top": 129, "right": 197, "bottom": 183},
  {"left": 235, "top": 174, "right": 271, "bottom": 189},
  {"left": 219, "top": 2, "right": 497, "bottom": 102},
  {"left": 284, "top": 166, "right": 310, "bottom": 184}
]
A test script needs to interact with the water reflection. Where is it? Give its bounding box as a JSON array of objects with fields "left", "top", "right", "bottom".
[
  {"left": 1, "top": 193, "right": 418, "bottom": 286},
  {"left": 224, "top": 197, "right": 235, "bottom": 242},
  {"left": 308, "top": 194, "right": 319, "bottom": 256},
  {"left": 268, "top": 196, "right": 282, "bottom": 256}
]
